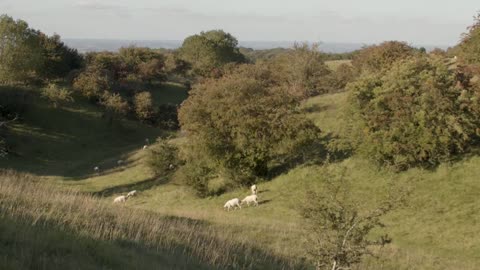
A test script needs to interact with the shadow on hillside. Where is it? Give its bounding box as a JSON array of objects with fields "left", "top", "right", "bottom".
[
  {"left": 267, "top": 133, "right": 352, "bottom": 180},
  {"left": 302, "top": 103, "right": 333, "bottom": 113},
  {"left": 91, "top": 174, "right": 173, "bottom": 197},
  {"left": 0, "top": 92, "right": 163, "bottom": 178}
]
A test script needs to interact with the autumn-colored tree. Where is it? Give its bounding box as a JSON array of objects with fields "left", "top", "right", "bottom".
[
  {"left": 99, "top": 91, "right": 129, "bottom": 125},
  {"left": 271, "top": 43, "right": 331, "bottom": 98},
  {"left": 73, "top": 69, "right": 113, "bottom": 99},
  {"left": 41, "top": 83, "right": 74, "bottom": 108}
]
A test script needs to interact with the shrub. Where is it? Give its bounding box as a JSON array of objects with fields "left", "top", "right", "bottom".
[
  {"left": 147, "top": 138, "right": 179, "bottom": 177},
  {"left": 458, "top": 13, "right": 480, "bottom": 64},
  {"left": 347, "top": 56, "right": 480, "bottom": 170},
  {"left": 134, "top": 91, "right": 156, "bottom": 122},
  {"left": 99, "top": 91, "right": 129, "bottom": 125},
  {"left": 302, "top": 165, "right": 408, "bottom": 270},
  {"left": 41, "top": 83, "right": 74, "bottom": 108}
]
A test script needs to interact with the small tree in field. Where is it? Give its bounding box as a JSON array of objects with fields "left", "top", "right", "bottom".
[
  {"left": 302, "top": 166, "right": 408, "bottom": 270},
  {"left": 147, "top": 138, "right": 179, "bottom": 176}
]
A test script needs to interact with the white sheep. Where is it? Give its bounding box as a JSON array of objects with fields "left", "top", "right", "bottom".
[
  {"left": 241, "top": 194, "right": 258, "bottom": 207},
  {"left": 94, "top": 166, "right": 100, "bottom": 173},
  {"left": 143, "top": 145, "right": 148, "bottom": 150},
  {"left": 113, "top": 195, "right": 128, "bottom": 203},
  {"left": 117, "top": 159, "right": 124, "bottom": 165},
  {"left": 251, "top": 184, "right": 257, "bottom": 195},
  {"left": 223, "top": 198, "right": 241, "bottom": 211},
  {"left": 145, "top": 138, "right": 150, "bottom": 144},
  {"left": 168, "top": 164, "right": 175, "bottom": 170},
  {"left": 127, "top": 190, "right": 137, "bottom": 197}
]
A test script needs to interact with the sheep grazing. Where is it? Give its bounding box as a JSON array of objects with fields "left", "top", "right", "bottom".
[
  {"left": 113, "top": 195, "right": 128, "bottom": 203},
  {"left": 223, "top": 198, "right": 241, "bottom": 211},
  {"left": 127, "top": 190, "right": 137, "bottom": 197},
  {"left": 93, "top": 166, "right": 100, "bottom": 173},
  {"left": 251, "top": 184, "right": 257, "bottom": 195},
  {"left": 117, "top": 159, "right": 124, "bottom": 165},
  {"left": 142, "top": 145, "right": 148, "bottom": 150},
  {"left": 241, "top": 194, "right": 258, "bottom": 207}
]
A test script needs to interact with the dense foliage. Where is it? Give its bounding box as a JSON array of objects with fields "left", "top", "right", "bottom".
[
  {"left": 178, "top": 64, "right": 320, "bottom": 195},
  {"left": 347, "top": 56, "right": 480, "bottom": 170},
  {"left": 458, "top": 13, "right": 480, "bottom": 65},
  {"left": 352, "top": 41, "right": 417, "bottom": 74},
  {"left": 178, "top": 30, "right": 245, "bottom": 77}
]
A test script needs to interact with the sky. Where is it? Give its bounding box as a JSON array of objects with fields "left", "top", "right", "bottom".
[{"left": 0, "top": 0, "right": 479, "bottom": 46}]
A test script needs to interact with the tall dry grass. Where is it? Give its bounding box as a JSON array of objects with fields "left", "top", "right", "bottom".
[{"left": 0, "top": 170, "right": 305, "bottom": 270}]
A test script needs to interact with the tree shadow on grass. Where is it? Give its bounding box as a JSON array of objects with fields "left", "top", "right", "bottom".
[
  {"left": 266, "top": 132, "right": 353, "bottom": 181},
  {"left": 91, "top": 175, "right": 171, "bottom": 197}
]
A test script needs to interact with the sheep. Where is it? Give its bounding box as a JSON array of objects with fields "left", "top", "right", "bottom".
[
  {"left": 251, "top": 184, "right": 257, "bottom": 195},
  {"left": 168, "top": 164, "right": 175, "bottom": 170},
  {"left": 223, "top": 198, "right": 241, "bottom": 211},
  {"left": 113, "top": 195, "right": 128, "bottom": 203},
  {"left": 93, "top": 166, "right": 100, "bottom": 173},
  {"left": 143, "top": 145, "right": 148, "bottom": 150},
  {"left": 117, "top": 159, "right": 124, "bottom": 166},
  {"left": 145, "top": 138, "right": 150, "bottom": 145},
  {"left": 241, "top": 194, "right": 258, "bottom": 207},
  {"left": 127, "top": 190, "right": 137, "bottom": 197}
]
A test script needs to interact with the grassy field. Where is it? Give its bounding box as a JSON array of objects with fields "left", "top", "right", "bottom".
[{"left": 1, "top": 82, "right": 480, "bottom": 269}]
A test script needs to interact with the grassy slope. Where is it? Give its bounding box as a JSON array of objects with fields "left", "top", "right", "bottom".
[{"left": 2, "top": 83, "right": 480, "bottom": 269}]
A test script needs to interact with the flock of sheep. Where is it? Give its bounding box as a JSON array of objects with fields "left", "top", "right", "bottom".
[
  {"left": 223, "top": 184, "right": 259, "bottom": 211},
  {"left": 94, "top": 138, "right": 261, "bottom": 210}
]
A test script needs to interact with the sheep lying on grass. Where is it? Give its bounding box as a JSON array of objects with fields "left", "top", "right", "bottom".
[
  {"left": 251, "top": 184, "right": 257, "bottom": 195},
  {"left": 224, "top": 198, "right": 241, "bottom": 211},
  {"left": 113, "top": 195, "right": 127, "bottom": 203},
  {"left": 143, "top": 145, "right": 148, "bottom": 150},
  {"left": 241, "top": 195, "right": 258, "bottom": 207},
  {"left": 127, "top": 190, "right": 137, "bottom": 197}
]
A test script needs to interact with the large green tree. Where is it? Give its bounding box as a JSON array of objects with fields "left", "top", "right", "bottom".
[
  {"left": 0, "top": 15, "right": 44, "bottom": 83},
  {"left": 178, "top": 30, "right": 245, "bottom": 77},
  {"left": 178, "top": 64, "right": 319, "bottom": 194}
]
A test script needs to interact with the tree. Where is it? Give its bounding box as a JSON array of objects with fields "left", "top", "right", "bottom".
[
  {"left": 134, "top": 91, "right": 156, "bottom": 122},
  {"left": 352, "top": 41, "right": 417, "bottom": 74},
  {"left": 346, "top": 56, "right": 480, "bottom": 170},
  {"left": 38, "top": 33, "right": 83, "bottom": 80},
  {"left": 73, "top": 69, "right": 113, "bottom": 99},
  {"left": 178, "top": 64, "right": 320, "bottom": 194},
  {"left": 147, "top": 138, "right": 180, "bottom": 176},
  {"left": 137, "top": 58, "right": 166, "bottom": 84},
  {"left": 0, "top": 15, "right": 44, "bottom": 84},
  {"left": 178, "top": 30, "right": 245, "bottom": 77},
  {"left": 302, "top": 165, "right": 408, "bottom": 270},
  {"left": 271, "top": 43, "right": 331, "bottom": 98}
]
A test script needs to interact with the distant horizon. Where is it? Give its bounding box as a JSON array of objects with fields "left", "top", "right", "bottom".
[{"left": 63, "top": 38, "right": 451, "bottom": 54}]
